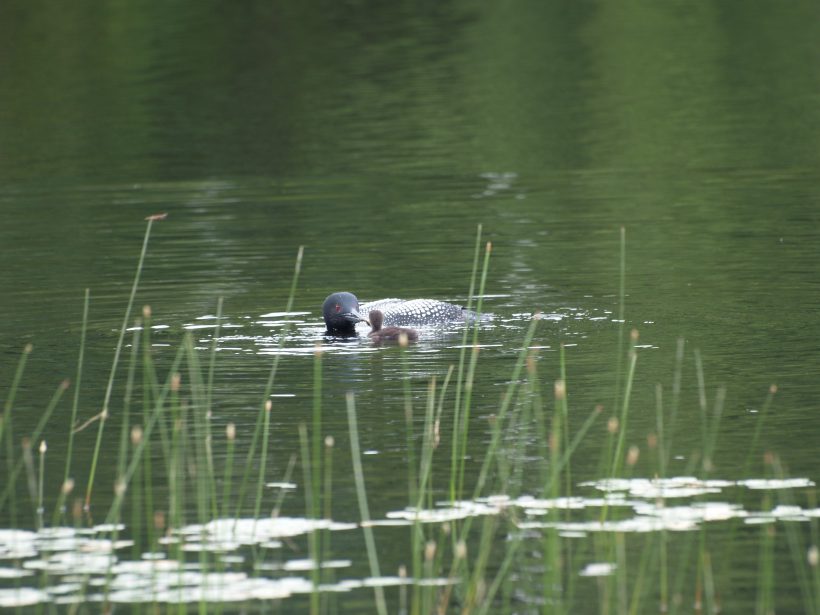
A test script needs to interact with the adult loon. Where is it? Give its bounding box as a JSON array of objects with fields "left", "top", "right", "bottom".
[
  {"left": 367, "top": 310, "right": 419, "bottom": 343},
  {"left": 322, "top": 291, "right": 473, "bottom": 335}
]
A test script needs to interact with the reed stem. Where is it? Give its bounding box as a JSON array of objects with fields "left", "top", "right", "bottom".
[
  {"left": 345, "top": 392, "right": 388, "bottom": 615},
  {"left": 86, "top": 214, "right": 162, "bottom": 509},
  {"left": 0, "top": 378, "right": 70, "bottom": 511},
  {"left": 298, "top": 423, "right": 320, "bottom": 615},
  {"left": 235, "top": 246, "right": 303, "bottom": 516},
  {"left": 450, "top": 224, "right": 483, "bottom": 502},
  {"left": 456, "top": 241, "right": 492, "bottom": 500},
  {"left": 63, "top": 289, "right": 90, "bottom": 492}
]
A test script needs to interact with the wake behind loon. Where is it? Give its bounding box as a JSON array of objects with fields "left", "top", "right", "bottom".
[{"left": 322, "top": 291, "right": 474, "bottom": 335}]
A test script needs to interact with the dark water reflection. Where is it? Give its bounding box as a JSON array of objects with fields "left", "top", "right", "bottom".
[{"left": 1, "top": 0, "right": 820, "bottom": 611}]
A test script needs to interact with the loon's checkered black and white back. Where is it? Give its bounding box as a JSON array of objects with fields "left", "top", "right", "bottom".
[{"left": 361, "top": 298, "right": 475, "bottom": 327}]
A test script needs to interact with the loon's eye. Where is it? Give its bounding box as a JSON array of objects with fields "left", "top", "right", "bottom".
[{"left": 335, "top": 304, "right": 341, "bottom": 313}]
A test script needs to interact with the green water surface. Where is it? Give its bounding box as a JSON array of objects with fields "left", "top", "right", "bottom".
[{"left": 1, "top": 1, "right": 819, "bottom": 612}]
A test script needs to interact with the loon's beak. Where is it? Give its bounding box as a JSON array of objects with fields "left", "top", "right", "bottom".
[{"left": 344, "top": 309, "right": 366, "bottom": 325}]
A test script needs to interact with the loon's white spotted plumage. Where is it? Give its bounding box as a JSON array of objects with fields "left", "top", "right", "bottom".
[
  {"left": 322, "top": 291, "right": 474, "bottom": 335},
  {"left": 360, "top": 298, "right": 470, "bottom": 327}
]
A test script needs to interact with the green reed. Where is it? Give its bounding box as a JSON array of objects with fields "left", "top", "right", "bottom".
[
  {"left": 756, "top": 473, "right": 776, "bottom": 615},
  {"left": 1, "top": 343, "right": 33, "bottom": 451},
  {"left": 114, "top": 323, "right": 140, "bottom": 515},
  {"left": 140, "top": 305, "right": 159, "bottom": 553},
  {"left": 654, "top": 382, "right": 669, "bottom": 612},
  {"left": 298, "top": 423, "right": 320, "bottom": 615},
  {"left": 407, "top": 374, "right": 442, "bottom": 615},
  {"left": 401, "top": 336, "right": 418, "bottom": 510},
  {"left": 234, "top": 245, "right": 303, "bottom": 519},
  {"left": 86, "top": 213, "right": 164, "bottom": 509},
  {"left": 103, "top": 342, "right": 186, "bottom": 526},
  {"left": 450, "top": 224, "right": 484, "bottom": 502},
  {"left": 0, "top": 342, "right": 32, "bottom": 531},
  {"left": 221, "top": 422, "right": 237, "bottom": 518},
  {"left": 312, "top": 343, "right": 323, "bottom": 527},
  {"left": 770, "top": 454, "right": 818, "bottom": 614},
  {"left": 62, "top": 288, "right": 90, "bottom": 495},
  {"left": 468, "top": 315, "right": 539, "bottom": 504},
  {"left": 0, "top": 378, "right": 69, "bottom": 513},
  {"left": 3, "top": 217, "right": 816, "bottom": 615},
  {"left": 345, "top": 392, "right": 388, "bottom": 615},
  {"left": 612, "top": 226, "right": 627, "bottom": 413},
  {"left": 455, "top": 241, "right": 492, "bottom": 502},
  {"left": 206, "top": 296, "right": 223, "bottom": 423},
  {"left": 36, "top": 440, "right": 46, "bottom": 530},
  {"left": 608, "top": 329, "right": 639, "bottom": 483},
  {"left": 185, "top": 332, "right": 220, "bottom": 528},
  {"left": 322, "top": 434, "right": 337, "bottom": 607}
]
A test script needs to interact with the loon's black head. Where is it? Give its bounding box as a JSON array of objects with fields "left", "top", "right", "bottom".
[{"left": 322, "top": 292, "right": 367, "bottom": 335}]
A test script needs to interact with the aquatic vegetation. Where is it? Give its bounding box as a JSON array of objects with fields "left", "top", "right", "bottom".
[{"left": 0, "top": 220, "right": 818, "bottom": 614}]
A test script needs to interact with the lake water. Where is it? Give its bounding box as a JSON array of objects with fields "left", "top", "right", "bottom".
[{"left": 1, "top": 2, "right": 819, "bottom": 612}]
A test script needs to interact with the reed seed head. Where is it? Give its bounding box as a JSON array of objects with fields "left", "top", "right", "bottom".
[
  {"left": 554, "top": 379, "right": 566, "bottom": 400},
  {"left": 808, "top": 545, "right": 818, "bottom": 567},
  {"left": 171, "top": 373, "right": 181, "bottom": 392},
  {"left": 101, "top": 409, "right": 109, "bottom": 421},
  {"left": 526, "top": 353, "right": 536, "bottom": 374},
  {"left": 226, "top": 423, "right": 236, "bottom": 441},
  {"left": 442, "top": 522, "right": 451, "bottom": 536},
  {"left": 607, "top": 416, "right": 619, "bottom": 434},
  {"left": 24, "top": 343, "right": 33, "bottom": 354},
  {"left": 424, "top": 540, "right": 436, "bottom": 562},
  {"left": 72, "top": 498, "right": 83, "bottom": 521},
  {"left": 398, "top": 565, "right": 407, "bottom": 579},
  {"left": 62, "top": 478, "right": 75, "bottom": 495},
  {"left": 153, "top": 510, "right": 166, "bottom": 531},
  {"left": 142, "top": 305, "right": 152, "bottom": 319},
  {"left": 131, "top": 425, "right": 143, "bottom": 446},
  {"left": 324, "top": 435, "right": 335, "bottom": 448},
  {"left": 455, "top": 540, "right": 467, "bottom": 560},
  {"left": 433, "top": 419, "right": 440, "bottom": 448},
  {"left": 265, "top": 400, "right": 272, "bottom": 412},
  {"left": 398, "top": 332, "right": 408, "bottom": 347},
  {"left": 145, "top": 212, "right": 168, "bottom": 221},
  {"left": 314, "top": 342, "right": 323, "bottom": 356},
  {"left": 39, "top": 440, "right": 47, "bottom": 454},
  {"left": 114, "top": 478, "right": 127, "bottom": 497},
  {"left": 630, "top": 329, "right": 639, "bottom": 343},
  {"left": 626, "top": 445, "right": 640, "bottom": 467},
  {"left": 60, "top": 379, "right": 71, "bottom": 391},
  {"left": 769, "top": 384, "right": 778, "bottom": 394},
  {"left": 647, "top": 433, "right": 658, "bottom": 449},
  {"left": 486, "top": 241, "right": 492, "bottom": 254}
]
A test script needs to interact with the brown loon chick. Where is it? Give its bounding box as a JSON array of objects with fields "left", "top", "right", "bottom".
[{"left": 368, "top": 310, "right": 419, "bottom": 344}]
